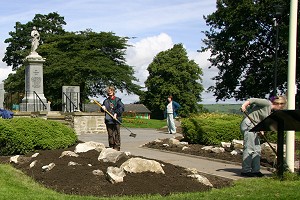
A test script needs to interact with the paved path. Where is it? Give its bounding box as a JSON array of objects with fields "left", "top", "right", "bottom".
[{"left": 78, "top": 128, "right": 272, "bottom": 180}]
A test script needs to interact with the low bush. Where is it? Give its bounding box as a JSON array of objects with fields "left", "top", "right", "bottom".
[
  {"left": 181, "top": 113, "right": 243, "bottom": 145},
  {"left": 0, "top": 118, "right": 77, "bottom": 155}
]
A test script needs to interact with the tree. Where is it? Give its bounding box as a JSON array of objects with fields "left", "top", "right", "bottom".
[
  {"left": 201, "top": 0, "right": 297, "bottom": 101},
  {"left": 2, "top": 12, "right": 66, "bottom": 70},
  {"left": 140, "top": 44, "right": 204, "bottom": 119},
  {"left": 3, "top": 13, "right": 141, "bottom": 110},
  {"left": 39, "top": 30, "right": 140, "bottom": 108}
]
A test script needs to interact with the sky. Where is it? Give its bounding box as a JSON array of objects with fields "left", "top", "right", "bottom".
[{"left": 0, "top": 0, "right": 241, "bottom": 104}]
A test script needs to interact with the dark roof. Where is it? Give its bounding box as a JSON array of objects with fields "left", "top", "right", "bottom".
[
  {"left": 124, "top": 104, "right": 151, "bottom": 113},
  {"left": 83, "top": 103, "right": 151, "bottom": 113}
]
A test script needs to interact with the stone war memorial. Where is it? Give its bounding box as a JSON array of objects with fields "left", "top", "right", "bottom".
[{"left": 20, "top": 26, "right": 50, "bottom": 112}]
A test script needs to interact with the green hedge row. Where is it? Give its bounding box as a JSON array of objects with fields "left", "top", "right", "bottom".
[
  {"left": 181, "top": 113, "right": 243, "bottom": 145},
  {"left": 0, "top": 118, "right": 78, "bottom": 155}
]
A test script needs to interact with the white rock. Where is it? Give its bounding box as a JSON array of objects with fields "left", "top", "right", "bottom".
[
  {"left": 88, "top": 164, "right": 92, "bottom": 167},
  {"left": 98, "top": 148, "right": 128, "bottom": 163},
  {"left": 169, "top": 138, "right": 180, "bottom": 145},
  {"left": 75, "top": 141, "right": 106, "bottom": 153},
  {"left": 30, "top": 160, "right": 37, "bottom": 168},
  {"left": 42, "top": 163, "right": 56, "bottom": 171},
  {"left": 180, "top": 141, "right": 188, "bottom": 145},
  {"left": 154, "top": 139, "right": 163, "bottom": 143},
  {"left": 201, "top": 146, "right": 214, "bottom": 151},
  {"left": 31, "top": 153, "right": 39, "bottom": 158},
  {"left": 182, "top": 146, "right": 189, "bottom": 151},
  {"left": 211, "top": 147, "right": 225, "bottom": 153},
  {"left": 185, "top": 168, "right": 198, "bottom": 174},
  {"left": 232, "top": 140, "right": 244, "bottom": 149},
  {"left": 221, "top": 142, "right": 231, "bottom": 148},
  {"left": 68, "top": 161, "right": 80, "bottom": 166},
  {"left": 187, "top": 174, "right": 213, "bottom": 187},
  {"left": 121, "top": 157, "right": 165, "bottom": 174},
  {"left": 106, "top": 167, "right": 126, "bottom": 184},
  {"left": 59, "top": 151, "right": 79, "bottom": 158},
  {"left": 93, "top": 169, "right": 104, "bottom": 176},
  {"left": 10, "top": 155, "right": 20, "bottom": 164},
  {"left": 162, "top": 144, "right": 169, "bottom": 147}
]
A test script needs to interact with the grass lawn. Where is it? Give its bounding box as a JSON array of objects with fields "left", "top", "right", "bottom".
[{"left": 122, "top": 117, "right": 166, "bottom": 129}]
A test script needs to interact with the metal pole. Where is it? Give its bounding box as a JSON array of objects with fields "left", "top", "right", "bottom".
[
  {"left": 286, "top": 0, "right": 298, "bottom": 173},
  {"left": 274, "top": 19, "right": 279, "bottom": 96}
]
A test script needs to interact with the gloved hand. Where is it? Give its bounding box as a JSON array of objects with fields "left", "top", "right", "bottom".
[
  {"left": 102, "top": 105, "right": 106, "bottom": 111},
  {"left": 113, "top": 113, "right": 117, "bottom": 119}
]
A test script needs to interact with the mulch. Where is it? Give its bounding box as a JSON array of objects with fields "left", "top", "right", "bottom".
[{"left": 0, "top": 144, "right": 232, "bottom": 197}]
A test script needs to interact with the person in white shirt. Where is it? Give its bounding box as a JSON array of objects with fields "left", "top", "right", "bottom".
[{"left": 164, "top": 96, "right": 180, "bottom": 134}]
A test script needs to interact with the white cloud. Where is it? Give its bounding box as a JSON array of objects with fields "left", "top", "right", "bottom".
[{"left": 126, "top": 33, "right": 173, "bottom": 87}]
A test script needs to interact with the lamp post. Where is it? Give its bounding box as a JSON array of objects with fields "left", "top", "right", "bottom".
[{"left": 273, "top": 5, "right": 283, "bottom": 96}]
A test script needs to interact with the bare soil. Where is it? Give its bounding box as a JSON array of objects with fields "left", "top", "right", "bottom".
[{"left": 0, "top": 144, "right": 232, "bottom": 197}]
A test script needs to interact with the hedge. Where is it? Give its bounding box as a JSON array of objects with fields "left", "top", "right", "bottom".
[
  {"left": 0, "top": 117, "right": 78, "bottom": 155},
  {"left": 181, "top": 113, "right": 243, "bottom": 145}
]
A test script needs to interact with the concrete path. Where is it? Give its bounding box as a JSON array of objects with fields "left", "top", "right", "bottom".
[{"left": 78, "top": 128, "right": 273, "bottom": 180}]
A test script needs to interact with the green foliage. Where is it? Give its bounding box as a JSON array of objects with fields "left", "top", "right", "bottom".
[
  {"left": 0, "top": 118, "right": 77, "bottom": 155},
  {"left": 202, "top": 0, "right": 294, "bottom": 101},
  {"left": 140, "top": 44, "right": 204, "bottom": 119},
  {"left": 181, "top": 113, "right": 243, "bottom": 145}
]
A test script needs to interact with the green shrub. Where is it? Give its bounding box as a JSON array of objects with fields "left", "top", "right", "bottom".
[
  {"left": 181, "top": 113, "right": 243, "bottom": 145},
  {"left": 0, "top": 118, "right": 77, "bottom": 155}
]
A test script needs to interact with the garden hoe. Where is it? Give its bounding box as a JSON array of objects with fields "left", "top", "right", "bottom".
[{"left": 93, "top": 99, "right": 137, "bottom": 138}]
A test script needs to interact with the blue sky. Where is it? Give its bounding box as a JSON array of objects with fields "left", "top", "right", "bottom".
[{"left": 0, "top": 0, "right": 239, "bottom": 104}]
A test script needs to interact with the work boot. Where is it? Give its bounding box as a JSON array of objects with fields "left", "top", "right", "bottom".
[
  {"left": 241, "top": 172, "right": 255, "bottom": 177},
  {"left": 252, "top": 172, "right": 265, "bottom": 177}
]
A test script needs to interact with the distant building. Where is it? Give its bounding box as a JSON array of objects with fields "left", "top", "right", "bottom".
[
  {"left": 124, "top": 104, "right": 151, "bottom": 119},
  {"left": 83, "top": 103, "right": 151, "bottom": 119}
]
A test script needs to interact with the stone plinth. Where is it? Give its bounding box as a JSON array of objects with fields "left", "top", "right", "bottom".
[{"left": 20, "top": 54, "right": 50, "bottom": 111}]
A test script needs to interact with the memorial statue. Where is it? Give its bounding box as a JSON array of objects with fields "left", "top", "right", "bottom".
[{"left": 30, "top": 26, "right": 40, "bottom": 53}]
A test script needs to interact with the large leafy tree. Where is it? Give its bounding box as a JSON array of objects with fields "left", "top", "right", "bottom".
[
  {"left": 140, "top": 44, "right": 204, "bottom": 119},
  {"left": 3, "top": 13, "right": 140, "bottom": 110},
  {"left": 201, "top": 0, "right": 298, "bottom": 101}
]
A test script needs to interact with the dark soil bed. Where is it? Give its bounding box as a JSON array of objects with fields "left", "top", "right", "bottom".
[{"left": 0, "top": 144, "right": 232, "bottom": 197}]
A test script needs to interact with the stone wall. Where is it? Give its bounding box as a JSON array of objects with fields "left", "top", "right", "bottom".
[
  {"left": 13, "top": 111, "right": 107, "bottom": 135},
  {"left": 71, "top": 112, "right": 106, "bottom": 135}
]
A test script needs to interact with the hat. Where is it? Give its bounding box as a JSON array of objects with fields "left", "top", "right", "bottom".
[{"left": 271, "top": 95, "right": 286, "bottom": 104}]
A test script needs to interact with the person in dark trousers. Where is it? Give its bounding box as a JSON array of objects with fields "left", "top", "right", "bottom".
[
  {"left": 101, "top": 86, "right": 124, "bottom": 151},
  {"left": 240, "top": 95, "right": 286, "bottom": 177},
  {"left": 164, "top": 96, "right": 180, "bottom": 134}
]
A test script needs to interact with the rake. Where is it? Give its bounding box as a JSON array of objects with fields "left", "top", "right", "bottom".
[{"left": 93, "top": 99, "right": 136, "bottom": 138}]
